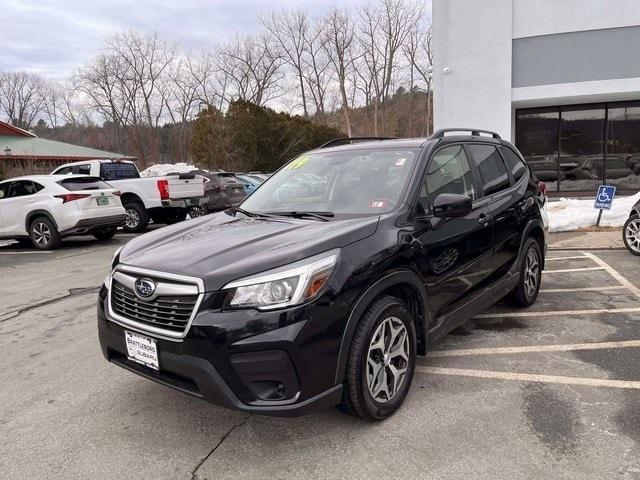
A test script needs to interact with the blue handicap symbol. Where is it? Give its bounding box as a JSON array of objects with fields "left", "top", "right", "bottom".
[{"left": 594, "top": 185, "right": 616, "bottom": 210}]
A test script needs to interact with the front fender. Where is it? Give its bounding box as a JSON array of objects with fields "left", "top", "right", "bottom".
[{"left": 334, "top": 268, "right": 430, "bottom": 384}]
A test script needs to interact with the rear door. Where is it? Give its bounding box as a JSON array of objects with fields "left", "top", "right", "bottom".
[
  {"left": 415, "top": 144, "right": 494, "bottom": 320},
  {"left": 466, "top": 143, "right": 522, "bottom": 276},
  {"left": 0, "top": 181, "right": 44, "bottom": 235}
]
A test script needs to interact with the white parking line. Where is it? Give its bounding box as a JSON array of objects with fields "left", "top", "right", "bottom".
[
  {"left": 543, "top": 266, "right": 604, "bottom": 274},
  {"left": 416, "top": 366, "right": 640, "bottom": 390},
  {"left": 427, "top": 339, "right": 640, "bottom": 357},
  {"left": 546, "top": 255, "right": 589, "bottom": 261},
  {"left": 0, "top": 250, "right": 53, "bottom": 255},
  {"left": 539, "top": 285, "right": 627, "bottom": 293},
  {"left": 475, "top": 307, "right": 640, "bottom": 319},
  {"left": 582, "top": 251, "right": 640, "bottom": 298}
]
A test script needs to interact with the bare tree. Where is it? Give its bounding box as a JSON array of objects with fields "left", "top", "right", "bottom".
[
  {"left": 302, "top": 21, "right": 332, "bottom": 118},
  {"left": 218, "top": 34, "right": 285, "bottom": 107},
  {"left": 358, "top": 0, "right": 423, "bottom": 135},
  {"left": 322, "top": 8, "right": 357, "bottom": 136},
  {"left": 261, "top": 10, "right": 310, "bottom": 117},
  {"left": 404, "top": 22, "right": 433, "bottom": 135},
  {"left": 0, "top": 71, "right": 48, "bottom": 130}
]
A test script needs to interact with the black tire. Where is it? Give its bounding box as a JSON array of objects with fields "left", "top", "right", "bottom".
[
  {"left": 506, "top": 237, "right": 542, "bottom": 307},
  {"left": 123, "top": 202, "right": 149, "bottom": 233},
  {"left": 29, "top": 216, "right": 61, "bottom": 250},
  {"left": 623, "top": 214, "right": 640, "bottom": 256},
  {"left": 164, "top": 210, "right": 188, "bottom": 225},
  {"left": 340, "top": 295, "right": 416, "bottom": 421},
  {"left": 92, "top": 227, "right": 117, "bottom": 241}
]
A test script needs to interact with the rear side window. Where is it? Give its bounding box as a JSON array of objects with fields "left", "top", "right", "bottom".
[
  {"left": 76, "top": 164, "right": 91, "bottom": 175},
  {"left": 467, "top": 145, "right": 510, "bottom": 196},
  {"left": 419, "top": 145, "right": 476, "bottom": 212},
  {"left": 7, "top": 181, "right": 42, "bottom": 198},
  {"left": 499, "top": 146, "right": 527, "bottom": 182},
  {"left": 100, "top": 162, "right": 140, "bottom": 181},
  {"left": 58, "top": 177, "right": 112, "bottom": 191},
  {"left": 53, "top": 166, "right": 73, "bottom": 175}
]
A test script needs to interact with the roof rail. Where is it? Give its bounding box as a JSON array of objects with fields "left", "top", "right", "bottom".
[
  {"left": 318, "top": 136, "right": 397, "bottom": 149},
  {"left": 429, "top": 128, "right": 501, "bottom": 139}
]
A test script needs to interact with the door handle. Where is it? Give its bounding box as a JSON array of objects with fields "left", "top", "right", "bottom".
[{"left": 478, "top": 214, "right": 490, "bottom": 225}]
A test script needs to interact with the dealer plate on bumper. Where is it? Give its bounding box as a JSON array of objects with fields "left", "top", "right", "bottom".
[{"left": 125, "top": 330, "right": 159, "bottom": 370}]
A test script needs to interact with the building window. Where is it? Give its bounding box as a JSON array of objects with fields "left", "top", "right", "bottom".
[
  {"left": 516, "top": 100, "right": 640, "bottom": 194},
  {"left": 607, "top": 104, "right": 640, "bottom": 191},
  {"left": 515, "top": 109, "right": 559, "bottom": 191},
  {"left": 559, "top": 106, "right": 605, "bottom": 192}
]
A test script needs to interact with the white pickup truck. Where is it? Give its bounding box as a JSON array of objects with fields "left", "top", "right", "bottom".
[{"left": 51, "top": 159, "right": 205, "bottom": 232}]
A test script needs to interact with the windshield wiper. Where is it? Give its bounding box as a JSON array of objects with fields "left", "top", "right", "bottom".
[
  {"left": 265, "top": 211, "right": 335, "bottom": 222},
  {"left": 228, "top": 206, "right": 274, "bottom": 218}
]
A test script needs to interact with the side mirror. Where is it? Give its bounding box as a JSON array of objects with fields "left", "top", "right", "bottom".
[{"left": 433, "top": 193, "right": 472, "bottom": 218}]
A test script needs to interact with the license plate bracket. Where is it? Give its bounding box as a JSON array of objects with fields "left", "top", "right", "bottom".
[{"left": 125, "top": 330, "right": 159, "bottom": 370}]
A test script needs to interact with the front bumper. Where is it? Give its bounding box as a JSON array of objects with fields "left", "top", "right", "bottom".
[
  {"left": 60, "top": 214, "right": 126, "bottom": 236},
  {"left": 97, "top": 287, "right": 347, "bottom": 416}
]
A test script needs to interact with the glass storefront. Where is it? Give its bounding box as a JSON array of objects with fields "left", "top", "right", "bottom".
[{"left": 516, "top": 101, "right": 640, "bottom": 193}]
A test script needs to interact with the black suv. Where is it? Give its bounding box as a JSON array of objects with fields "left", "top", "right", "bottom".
[{"left": 98, "top": 129, "right": 548, "bottom": 421}]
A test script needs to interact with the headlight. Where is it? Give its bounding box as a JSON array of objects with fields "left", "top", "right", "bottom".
[
  {"left": 223, "top": 249, "right": 340, "bottom": 310},
  {"left": 111, "top": 246, "right": 123, "bottom": 269},
  {"left": 104, "top": 246, "right": 124, "bottom": 288}
]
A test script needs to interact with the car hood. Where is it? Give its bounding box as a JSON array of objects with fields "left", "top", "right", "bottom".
[{"left": 119, "top": 212, "right": 379, "bottom": 291}]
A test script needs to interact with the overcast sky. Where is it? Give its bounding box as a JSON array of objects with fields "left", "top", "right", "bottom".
[{"left": 1, "top": 0, "right": 370, "bottom": 78}]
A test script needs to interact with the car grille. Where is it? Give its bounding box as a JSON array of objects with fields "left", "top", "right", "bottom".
[{"left": 111, "top": 280, "right": 198, "bottom": 334}]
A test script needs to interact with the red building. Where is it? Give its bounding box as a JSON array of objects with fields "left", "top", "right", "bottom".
[{"left": 0, "top": 120, "right": 135, "bottom": 174}]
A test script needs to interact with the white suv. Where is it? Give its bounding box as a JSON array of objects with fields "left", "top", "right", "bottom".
[{"left": 0, "top": 175, "right": 126, "bottom": 250}]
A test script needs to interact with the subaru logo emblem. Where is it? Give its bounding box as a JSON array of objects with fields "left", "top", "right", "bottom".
[{"left": 134, "top": 278, "right": 156, "bottom": 298}]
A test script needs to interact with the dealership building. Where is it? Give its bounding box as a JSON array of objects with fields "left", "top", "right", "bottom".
[{"left": 432, "top": 0, "right": 640, "bottom": 195}]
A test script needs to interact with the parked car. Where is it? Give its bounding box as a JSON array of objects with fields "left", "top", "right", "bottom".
[
  {"left": 233, "top": 174, "right": 262, "bottom": 194},
  {"left": 98, "top": 130, "right": 547, "bottom": 421},
  {"left": 0, "top": 175, "right": 125, "bottom": 250},
  {"left": 623, "top": 197, "right": 640, "bottom": 255},
  {"left": 188, "top": 170, "right": 246, "bottom": 215},
  {"left": 244, "top": 171, "right": 271, "bottom": 181},
  {"left": 51, "top": 160, "right": 205, "bottom": 233}
]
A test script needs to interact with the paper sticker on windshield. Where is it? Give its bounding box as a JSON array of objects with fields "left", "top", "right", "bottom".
[
  {"left": 395, "top": 158, "right": 406, "bottom": 167},
  {"left": 288, "top": 156, "right": 309, "bottom": 170},
  {"left": 370, "top": 200, "right": 387, "bottom": 209}
]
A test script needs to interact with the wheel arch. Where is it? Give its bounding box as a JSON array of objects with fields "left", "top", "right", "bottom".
[
  {"left": 25, "top": 210, "right": 58, "bottom": 232},
  {"left": 334, "top": 268, "right": 430, "bottom": 385},
  {"left": 120, "top": 192, "right": 144, "bottom": 207},
  {"left": 521, "top": 219, "right": 546, "bottom": 270}
]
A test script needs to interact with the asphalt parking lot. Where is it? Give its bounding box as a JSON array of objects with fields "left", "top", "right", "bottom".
[{"left": 2, "top": 236, "right": 640, "bottom": 479}]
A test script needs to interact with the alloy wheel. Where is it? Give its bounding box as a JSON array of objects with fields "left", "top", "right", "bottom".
[
  {"left": 524, "top": 246, "right": 540, "bottom": 298},
  {"left": 625, "top": 218, "right": 640, "bottom": 253},
  {"left": 366, "top": 316, "right": 409, "bottom": 403},
  {"left": 189, "top": 206, "right": 206, "bottom": 218},
  {"left": 125, "top": 208, "right": 140, "bottom": 229},
  {"left": 32, "top": 222, "right": 51, "bottom": 247}
]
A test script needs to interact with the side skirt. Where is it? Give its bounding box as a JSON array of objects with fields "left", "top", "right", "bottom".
[{"left": 428, "top": 271, "right": 519, "bottom": 344}]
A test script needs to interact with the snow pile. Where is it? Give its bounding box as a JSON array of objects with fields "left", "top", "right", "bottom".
[
  {"left": 140, "top": 163, "right": 198, "bottom": 177},
  {"left": 547, "top": 192, "right": 640, "bottom": 232}
]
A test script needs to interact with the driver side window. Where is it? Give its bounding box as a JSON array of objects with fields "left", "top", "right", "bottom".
[{"left": 417, "top": 145, "right": 476, "bottom": 213}]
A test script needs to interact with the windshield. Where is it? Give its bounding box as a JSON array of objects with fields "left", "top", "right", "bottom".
[{"left": 241, "top": 148, "right": 418, "bottom": 215}]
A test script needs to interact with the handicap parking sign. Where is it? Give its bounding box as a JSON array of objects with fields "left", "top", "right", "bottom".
[{"left": 594, "top": 185, "right": 616, "bottom": 210}]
